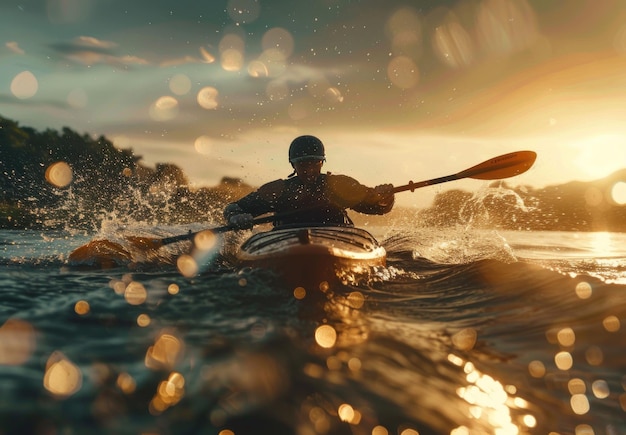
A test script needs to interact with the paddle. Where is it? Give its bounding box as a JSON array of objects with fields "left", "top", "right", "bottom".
[
  {"left": 125, "top": 214, "right": 279, "bottom": 250},
  {"left": 391, "top": 150, "right": 536, "bottom": 193}
]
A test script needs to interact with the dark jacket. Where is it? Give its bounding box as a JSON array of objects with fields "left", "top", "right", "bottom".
[{"left": 224, "top": 173, "right": 394, "bottom": 227}]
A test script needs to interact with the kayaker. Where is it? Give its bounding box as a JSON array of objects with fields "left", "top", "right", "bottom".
[{"left": 224, "top": 135, "right": 395, "bottom": 229}]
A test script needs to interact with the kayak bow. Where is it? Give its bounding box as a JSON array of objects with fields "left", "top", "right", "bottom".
[{"left": 236, "top": 225, "right": 386, "bottom": 291}]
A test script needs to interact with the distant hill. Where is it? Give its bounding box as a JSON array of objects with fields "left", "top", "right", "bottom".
[
  {"left": 2, "top": 114, "right": 625, "bottom": 232},
  {"left": 410, "top": 169, "right": 626, "bottom": 232}
]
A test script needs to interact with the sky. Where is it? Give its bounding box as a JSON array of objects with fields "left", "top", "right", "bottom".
[{"left": 1, "top": 0, "right": 626, "bottom": 208}]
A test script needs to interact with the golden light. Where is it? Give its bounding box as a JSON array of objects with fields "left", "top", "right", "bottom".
[
  {"left": 74, "top": 300, "right": 90, "bottom": 315},
  {"left": 452, "top": 328, "right": 477, "bottom": 351},
  {"left": 338, "top": 403, "right": 355, "bottom": 423},
  {"left": 11, "top": 70, "right": 38, "bottom": 99},
  {"left": 194, "top": 230, "right": 217, "bottom": 251},
  {"left": 137, "top": 314, "right": 151, "bottom": 327},
  {"left": 372, "top": 426, "right": 389, "bottom": 435},
  {"left": 199, "top": 46, "right": 216, "bottom": 63},
  {"left": 570, "top": 394, "right": 590, "bottom": 415},
  {"left": 571, "top": 139, "right": 626, "bottom": 180},
  {"left": 150, "top": 371, "right": 186, "bottom": 415},
  {"left": 592, "top": 380, "right": 610, "bottom": 399},
  {"left": 177, "top": 254, "right": 198, "bottom": 277},
  {"left": 0, "top": 318, "right": 36, "bottom": 365},
  {"left": 116, "top": 372, "right": 136, "bottom": 394},
  {"left": 149, "top": 96, "right": 179, "bottom": 121},
  {"left": 602, "top": 315, "right": 620, "bottom": 332},
  {"left": 124, "top": 281, "right": 147, "bottom": 305},
  {"left": 247, "top": 60, "right": 269, "bottom": 77},
  {"left": 145, "top": 333, "right": 184, "bottom": 371},
  {"left": 325, "top": 87, "right": 344, "bottom": 103},
  {"left": 568, "top": 378, "right": 586, "bottom": 395},
  {"left": 194, "top": 135, "right": 213, "bottom": 155},
  {"left": 293, "top": 287, "right": 306, "bottom": 300},
  {"left": 43, "top": 352, "right": 82, "bottom": 397},
  {"left": 611, "top": 182, "right": 626, "bottom": 205},
  {"left": 197, "top": 86, "right": 219, "bottom": 110},
  {"left": 168, "top": 283, "right": 180, "bottom": 295},
  {"left": 348, "top": 357, "right": 361, "bottom": 371},
  {"left": 575, "top": 281, "right": 592, "bottom": 299},
  {"left": 315, "top": 325, "right": 337, "bottom": 349},
  {"left": 257, "top": 48, "right": 287, "bottom": 77},
  {"left": 523, "top": 414, "right": 537, "bottom": 428},
  {"left": 455, "top": 356, "right": 533, "bottom": 434},
  {"left": 557, "top": 327, "right": 575, "bottom": 347},
  {"left": 346, "top": 291, "right": 364, "bottom": 309},
  {"left": 45, "top": 161, "right": 73, "bottom": 187},
  {"left": 221, "top": 48, "right": 244, "bottom": 71},
  {"left": 555, "top": 351, "right": 573, "bottom": 370}
]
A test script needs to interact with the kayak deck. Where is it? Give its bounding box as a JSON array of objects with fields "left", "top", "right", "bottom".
[{"left": 236, "top": 226, "right": 386, "bottom": 291}]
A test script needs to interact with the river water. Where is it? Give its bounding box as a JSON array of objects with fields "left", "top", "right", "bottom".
[{"left": 1, "top": 226, "right": 625, "bottom": 435}]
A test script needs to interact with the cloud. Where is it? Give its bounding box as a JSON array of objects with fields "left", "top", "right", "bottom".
[
  {"left": 49, "top": 35, "right": 149, "bottom": 67},
  {"left": 5, "top": 41, "right": 25, "bottom": 55}
]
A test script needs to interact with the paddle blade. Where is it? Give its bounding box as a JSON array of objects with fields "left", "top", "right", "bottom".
[
  {"left": 458, "top": 150, "right": 537, "bottom": 180},
  {"left": 67, "top": 240, "right": 133, "bottom": 268}
]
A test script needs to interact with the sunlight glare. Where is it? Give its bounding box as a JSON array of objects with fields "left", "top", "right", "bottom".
[
  {"left": 572, "top": 138, "right": 626, "bottom": 180},
  {"left": 611, "top": 182, "right": 626, "bottom": 205}
]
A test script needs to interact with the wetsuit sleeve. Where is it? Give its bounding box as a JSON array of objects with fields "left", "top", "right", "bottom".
[
  {"left": 223, "top": 179, "right": 284, "bottom": 220},
  {"left": 326, "top": 175, "right": 394, "bottom": 215}
]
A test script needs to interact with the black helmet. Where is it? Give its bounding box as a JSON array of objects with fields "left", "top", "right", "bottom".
[{"left": 288, "top": 135, "right": 325, "bottom": 163}]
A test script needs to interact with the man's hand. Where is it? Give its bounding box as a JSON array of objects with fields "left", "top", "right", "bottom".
[
  {"left": 228, "top": 213, "right": 254, "bottom": 229},
  {"left": 373, "top": 184, "right": 395, "bottom": 204}
]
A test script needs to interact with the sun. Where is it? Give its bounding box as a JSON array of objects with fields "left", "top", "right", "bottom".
[{"left": 572, "top": 135, "right": 626, "bottom": 181}]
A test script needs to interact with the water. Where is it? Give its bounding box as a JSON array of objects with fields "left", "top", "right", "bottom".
[{"left": 1, "top": 226, "right": 626, "bottom": 435}]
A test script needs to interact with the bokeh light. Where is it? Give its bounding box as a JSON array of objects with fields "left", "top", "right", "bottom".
[
  {"left": 315, "top": 325, "right": 337, "bottom": 348},
  {"left": 177, "top": 254, "right": 199, "bottom": 277},
  {"left": 611, "top": 182, "right": 626, "bottom": 204},
  {"left": 197, "top": 86, "right": 219, "bottom": 110},
  {"left": 124, "top": 281, "right": 147, "bottom": 305},
  {"left": 169, "top": 74, "right": 192, "bottom": 95},
  {"left": 10, "top": 71, "right": 38, "bottom": 99},
  {"left": 149, "top": 96, "right": 179, "bottom": 121},
  {"left": 74, "top": 300, "right": 90, "bottom": 315},
  {"left": 43, "top": 352, "right": 82, "bottom": 397},
  {"left": 194, "top": 135, "right": 213, "bottom": 155},
  {"left": 0, "top": 319, "right": 36, "bottom": 365},
  {"left": 145, "top": 333, "right": 184, "bottom": 371},
  {"left": 45, "top": 161, "right": 73, "bottom": 188}
]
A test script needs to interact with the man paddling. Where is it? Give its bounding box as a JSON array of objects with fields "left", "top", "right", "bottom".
[{"left": 224, "top": 135, "right": 395, "bottom": 229}]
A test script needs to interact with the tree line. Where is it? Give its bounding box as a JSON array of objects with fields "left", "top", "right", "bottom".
[{"left": 0, "top": 115, "right": 252, "bottom": 230}]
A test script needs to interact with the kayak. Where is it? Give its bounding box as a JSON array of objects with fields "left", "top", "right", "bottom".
[{"left": 236, "top": 225, "right": 386, "bottom": 291}]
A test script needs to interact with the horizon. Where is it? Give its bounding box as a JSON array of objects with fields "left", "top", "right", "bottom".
[{"left": 2, "top": 0, "right": 626, "bottom": 207}]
